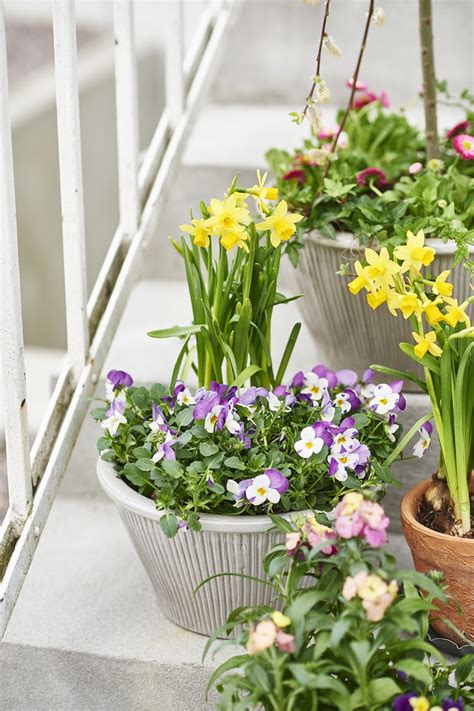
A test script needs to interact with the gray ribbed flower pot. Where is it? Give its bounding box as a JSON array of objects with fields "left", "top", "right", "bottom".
[
  {"left": 97, "top": 459, "right": 291, "bottom": 637},
  {"left": 293, "top": 232, "right": 473, "bottom": 385}
]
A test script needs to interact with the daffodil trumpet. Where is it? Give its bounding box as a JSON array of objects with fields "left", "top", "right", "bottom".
[
  {"left": 148, "top": 175, "right": 304, "bottom": 391},
  {"left": 348, "top": 229, "right": 473, "bottom": 535}
]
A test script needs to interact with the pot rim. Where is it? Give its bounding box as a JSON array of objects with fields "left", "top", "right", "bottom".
[
  {"left": 305, "top": 230, "right": 474, "bottom": 255},
  {"left": 97, "top": 457, "right": 306, "bottom": 533},
  {"left": 400, "top": 478, "right": 474, "bottom": 549}
]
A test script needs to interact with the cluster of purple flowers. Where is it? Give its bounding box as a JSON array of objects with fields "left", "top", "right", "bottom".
[{"left": 393, "top": 693, "right": 464, "bottom": 711}]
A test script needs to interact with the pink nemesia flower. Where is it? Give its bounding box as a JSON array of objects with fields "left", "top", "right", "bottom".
[
  {"left": 318, "top": 126, "right": 338, "bottom": 140},
  {"left": 408, "top": 161, "right": 423, "bottom": 175},
  {"left": 282, "top": 168, "right": 306, "bottom": 183},
  {"left": 285, "top": 532, "right": 301, "bottom": 553},
  {"left": 335, "top": 493, "right": 390, "bottom": 547},
  {"left": 345, "top": 77, "right": 368, "bottom": 91},
  {"left": 275, "top": 629, "right": 296, "bottom": 653},
  {"left": 446, "top": 120, "right": 469, "bottom": 139},
  {"left": 452, "top": 134, "right": 474, "bottom": 160},
  {"left": 246, "top": 620, "right": 276, "bottom": 655},
  {"left": 356, "top": 167, "right": 388, "bottom": 189},
  {"left": 352, "top": 90, "right": 389, "bottom": 111}
]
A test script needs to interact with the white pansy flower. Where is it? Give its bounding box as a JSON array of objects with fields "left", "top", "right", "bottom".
[
  {"left": 301, "top": 372, "right": 328, "bottom": 402},
  {"left": 369, "top": 384, "right": 399, "bottom": 415},
  {"left": 176, "top": 387, "right": 196, "bottom": 407},
  {"left": 295, "top": 427, "right": 325, "bottom": 459}
]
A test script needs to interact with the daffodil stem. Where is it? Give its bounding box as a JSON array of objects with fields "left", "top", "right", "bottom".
[
  {"left": 324, "top": 0, "right": 375, "bottom": 179},
  {"left": 302, "top": 0, "right": 332, "bottom": 118}
]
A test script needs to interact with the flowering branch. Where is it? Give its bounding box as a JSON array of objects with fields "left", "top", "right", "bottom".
[
  {"left": 302, "top": 0, "right": 332, "bottom": 120},
  {"left": 324, "top": 0, "right": 375, "bottom": 177},
  {"left": 418, "top": 0, "right": 439, "bottom": 159}
]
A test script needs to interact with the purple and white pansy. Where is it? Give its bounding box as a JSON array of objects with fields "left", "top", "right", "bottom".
[
  {"left": 97, "top": 363, "right": 409, "bottom": 529},
  {"left": 413, "top": 421, "right": 433, "bottom": 458},
  {"left": 101, "top": 399, "right": 127, "bottom": 437}
]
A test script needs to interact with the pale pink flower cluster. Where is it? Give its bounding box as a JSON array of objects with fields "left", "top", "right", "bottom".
[
  {"left": 285, "top": 514, "right": 336, "bottom": 556},
  {"left": 246, "top": 611, "right": 296, "bottom": 655},
  {"left": 334, "top": 492, "right": 389, "bottom": 547},
  {"left": 342, "top": 571, "right": 398, "bottom": 621}
]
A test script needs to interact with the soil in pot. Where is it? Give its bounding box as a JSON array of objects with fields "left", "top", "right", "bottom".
[{"left": 418, "top": 476, "right": 474, "bottom": 538}]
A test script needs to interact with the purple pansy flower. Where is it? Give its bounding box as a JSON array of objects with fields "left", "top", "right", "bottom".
[
  {"left": 107, "top": 369, "right": 133, "bottom": 389},
  {"left": 227, "top": 477, "right": 254, "bottom": 505},
  {"left": 336, "top": 369, "right": 358, "bottom": 388},
  {"left": 246, "top": 468, "right": 289, "bottom": 505},
  {"left": 312, "top": 364, "right": 338, "bottom": 388},
  {"left": 150, "top": 402, "right": 169, "bottom": 433},
  {"left": 101, "top": 399, "right": 127, "bottom": 437},
  {"left": 291, "top": 371, "right": 305, "bottom": 389},
  {"left": 152, "top": 431, "right": 176, "bottom": 462},
  {"left": 442, "top": 698, "right": 464, "bottom": 711},
  {"left": 392, "top": 695, "right": 424, "bottom": 711},
  {"left": 413, "top": 421, "right": 433, "bottom": 458}
]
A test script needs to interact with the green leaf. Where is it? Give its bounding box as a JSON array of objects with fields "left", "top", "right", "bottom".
[
  {"left": 275, "top": 322, "right": 302, "bottom": 385},
  {"left": 384, "top": 411, "right": 433, "bottom": 467},
  {"left": 370, "top": 363, "right": 428, "bottom": 392},
  {"left": 230, "top": 364, "right": 262, "bottom": 388},
  {"left": 399, "top": 342, "right": 441, "bottom": 375},
  {"left": 199, "top": 442, "right": 219, "bottom": 457},
  {"left": 96, "top": 436, "right": 111, "bottom": 452},
  {"left": 136, "top": 458, "right": 156, "bottom": 471},
  {"left": 161, "top": 460, "right": 184, "bottom": 478},
  {"left": 186, "top": 512, "right": 202, "bottom": 532},
  {"left": 123, "top": 463, "right": 153, "bottom": 488},
  {"left": 288, "top": 664, "right": 319, "bottom": 689},
  {"left": 207, "top": 655, "right": 252, "bottom": 695},
  {"left": 176, "top": 407, "right": 194, "bottom": 428},
  {"left": 224, "top": 456, "right": 246, "bottom": 471},
  {"left": 147, "top": 324, "right": 204, "bottom": 339},
  {"left": 159, "top": 513, "right": 179, "bottom": 538},
  {"left": 395, "top": 659, "right": 433, "bottom": 686},
  {"left": 91, "top": 407, "right": 107, "bottom": 421},
  {"left": 350, "top": 678, "right": 401, "bottom": 709}
]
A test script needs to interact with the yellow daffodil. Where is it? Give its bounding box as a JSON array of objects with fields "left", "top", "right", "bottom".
[
  {"left": 256, "top": 200, "right": 303, "bottom": 248},
  {"left": 220, "top": 226, "right": 249, "bottom": 252},
  {"left": 412, "top": 331, "right": 442, "bottom": 358},
  {"left": 398, "top": 293, "right": 423, "bottom": 319},
  {"left": 207, "top": 194, "right": 251, "bottom": 237},
  {"left": 270, "top": 611, "right": 291, "bottom": 628},
  {"left": 443, "top": 298, "right": 471, "bottom": 328},
  {"left": 232, "top": 191, "right": 250, "bottom": 208},
  {"left": 348, "top": 260, "right": 371, "bottom": 294},
  {"left": 432, "top": 270, "right": 453, "bottom": 297},
  {"left": 364, "top": 247, "right": 400, "bottom": 289},
  {"left": 393, "top": 230, "right": 435, "bottom": 273},
  {"left": 249, "top": 169, "right": 279, "bottom": 210},
  {"left": 179, "top": 218, "right": 210, "bottom": 248},
  {"left": 367, "top": 289, "right": 387, "bottom": 310},
  {"left": 423, "top": 300, "right": 444, "bottom": 326}
]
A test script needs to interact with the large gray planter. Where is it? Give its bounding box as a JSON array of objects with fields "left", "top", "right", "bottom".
[
  {"left": 97, "top": 459, "right": 291, "bottom": 637},
  {"left": 294, "top": 232, "right": 473, "bottom": 384}
]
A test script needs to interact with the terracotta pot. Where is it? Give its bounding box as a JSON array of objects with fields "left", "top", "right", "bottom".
[{"left": 400, "top": 479, "right": 474, "bottom": 645}]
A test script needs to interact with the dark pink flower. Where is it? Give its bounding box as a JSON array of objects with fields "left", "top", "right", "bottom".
[
  {"left": 446, "top": 120, "right": 469, "bottom": 139},
  {"left": 356, "top": 167, "right": 388, "bottom": 189},
  {"left": 353, "top": 90, "right": 390, "bottom": 110},
  {"left": 282, "top": 168, "right": 306, "bottom": 183}
]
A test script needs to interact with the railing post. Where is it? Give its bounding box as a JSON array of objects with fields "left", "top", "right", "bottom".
[
  {"left": 114, "top": 0, "right": 140, "bottom": 239},
  {"left": 52, "top": 0, "right": 89, "bottom": 383},
  {"left": 0, "top": 1, "right": 33, "bottom": 523},
  {"left": 165, "top": 0, "right": 185, "bottom": 128}
]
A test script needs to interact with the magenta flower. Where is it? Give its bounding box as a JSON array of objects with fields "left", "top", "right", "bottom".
[
  {"left": 345, "top": 77, "right": 368, "bottom": 91},
  {"left": 353, "top": 91, "right": 389, "bottom": 110},
  {"left": 282, "top": 168, "right": 306, "bottom": 184},
  {"left": 318, "top": 127, "right": 338, "bottom": 140},
  {"left": 446, "top": 119, "right": 469, "bottom": 139},
  {"left": 312, "top": 364, "right": 338, "bottom": 388},
  {"left": 335, "top": 493, "right": 389, "bottom": 547},
  {"left": 452, "top": 133, "right": 474, "bottom": 160},
  {"left": 356, "top": 167, "right": 388, "bottom": 189}
]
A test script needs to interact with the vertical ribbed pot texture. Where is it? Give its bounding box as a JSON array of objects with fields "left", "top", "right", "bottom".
[
  {"left": 400, "top": 479, "right": 474, "bottom": 646},
  {"left": 293, "top": 233, "right": 473, "bottom": 387},
  {"left": 97, "top": 458, "right": 290, "bottom": 637}
]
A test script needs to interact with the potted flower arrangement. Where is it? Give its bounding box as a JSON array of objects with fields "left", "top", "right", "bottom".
[
  {"left": 207, "top": 493, "right": 474, "bottom": 708},
  {"left": 94, "top": 364, "right": 405, "bottom": 635},
  {"left": 347, "top": 229, "right": 474, "bottom": 645},
  {"left": 266, "top": 0, "right": 474, "bottom": 377}
]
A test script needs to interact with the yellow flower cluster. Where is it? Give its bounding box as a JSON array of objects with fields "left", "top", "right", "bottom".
[
  {"left": 347, "top": 230, "right": 472, "bottom": 359},
  {"left": 180, "top": 172, "right": 303, "bottom": 252}
]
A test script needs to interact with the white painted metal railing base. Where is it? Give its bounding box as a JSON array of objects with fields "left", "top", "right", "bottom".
[{"left": 0, "top": 0, "right": 236, "bottom": 636}]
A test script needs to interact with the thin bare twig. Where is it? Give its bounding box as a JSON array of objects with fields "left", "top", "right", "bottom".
[
  {"left": 323, "top": 0, "right": 375, "bottom": 178},
  {"left": 302, "top": 0, "right": 332, "bottom": 119},
  {"left": 419, "top": 0, "right": 439, "bottom": 159}
]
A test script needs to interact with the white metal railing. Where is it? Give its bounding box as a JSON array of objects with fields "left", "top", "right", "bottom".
[{"left": 0, "top": 0, "right": 235, "bottom": 635}]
